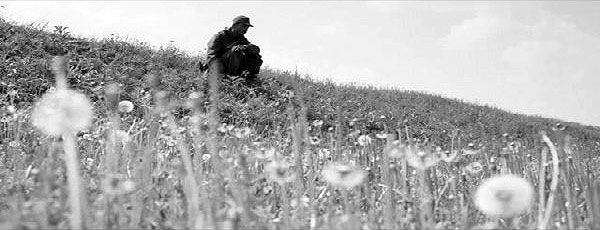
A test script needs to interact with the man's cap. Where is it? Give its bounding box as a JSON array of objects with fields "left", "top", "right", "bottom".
[{"left": 232, "top": 15, "right": 253, "bottom": 27}]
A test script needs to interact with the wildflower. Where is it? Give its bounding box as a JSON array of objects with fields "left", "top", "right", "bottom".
[
  {"left": 290, "top": 195, "right": 310, "bottom": 208},
  {"left": 474, "top": 174, "right": 534, "bottom": 217},
  {"left": 218, "top": 123, "right": 229, "bottom": 133},
  {"left": 201, "top": 154, "right": 211, "bottom": 162},
  {"left": 309, "top": 136, "right": 321, "bottom": 145},
  {"left": 118, "top": 100, "right": 134, "bottom": 113},
  {"left": 375, "top": 133, "right": 388, "bottom": 139},
  {"left": 406, "top": 147, "right": 439, "bottom": 170},
  {"left": 321, "top": 163, "right": 366, "bottom": 189},
  {"left": 234, "top": 127, "right": 252, "bottom": 138},
  {"left": 254, "top": 147, "right": 276, "bottom": 160},
  {"left": 348, "top": 129, "right": 361, "bottom": 138},
  {"left": 386, "top": 140, "right": 408, "bottom": 159},
  {"left": 440, "top": 150, "right": 458, "bottom": 163},
  {"left": 102, "top": 174, "right": 136, "bottom": 195},
  {"left": 31, "top": 89, "right": 94, "bottom": 137},
  {"left": 462, "top": 148, "right": 482, "bottom": 155},
  {"left": 357, "top": 134, "right": 372, "bottom": 146},
  {"left": 318, "top": 148, "right": 332, "bottom": 159},
  {"left": 84, "top": 158, "right": 96, "bottom": 170},
  {"left": 348, "top": 118, "right": 358, "bottom": 127},
  {"left": 8, "top": 141, "right": 20, "bottom": 147},
  {"left": 6, "top": 105, "right": 16, "bottom": 114},
  {"left": 552, "top": 122, "right": 565, "bottom": 131},
  {"left": 465, "top": 162, "right": 484, "bottom": 175},
  {"left": 311, "top": 120, "right": 323, "bottom": 127},
  {"left": 265, "top": 160, "right": 295, "bottom": 185}
]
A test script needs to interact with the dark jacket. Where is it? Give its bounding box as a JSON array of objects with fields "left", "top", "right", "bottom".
[{"left": 206, "top": 28, "right": 250, "bottom": 62}]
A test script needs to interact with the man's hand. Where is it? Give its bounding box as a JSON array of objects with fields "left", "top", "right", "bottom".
[{"left": 231, "top": 45, "right": 247, "bottom": 52}]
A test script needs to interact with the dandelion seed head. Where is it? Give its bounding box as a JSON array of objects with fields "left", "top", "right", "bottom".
[
  {"left": 474, "top": 174, "right": 533, "bottom": 217},
  {"left": 321, "top": 163, "right": 366, "bottom": 189},
  {"left": 31, "top": 89, "right": 93, "bottom": 136},
  {"left": 118, "top": 100, "right": 134, "bottom": 113}
]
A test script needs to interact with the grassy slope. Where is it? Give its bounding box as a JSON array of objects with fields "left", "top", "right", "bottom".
[{"left": 2, "top": 18, "right": 599, "bottom": 155}]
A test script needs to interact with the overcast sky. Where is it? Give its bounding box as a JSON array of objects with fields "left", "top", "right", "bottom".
[{"left": 2, "top": 1, "right": 599, "bottom": 126}]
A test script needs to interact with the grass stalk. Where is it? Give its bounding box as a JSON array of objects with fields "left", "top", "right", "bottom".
[
  {"left": 537, "top": 146, "right": 547, "bottom": 223},
  {"left": 62, "top": 133, "right": 84, "bottom": 230},
  {"left": 560, "top": 135, "right": 576, "bottom": 229},
  {"left": 382, "top": 134, "right": 395, "bottom": 229},
  {"left": 166, "top": 113, "right": 199, "bottom": 228}
]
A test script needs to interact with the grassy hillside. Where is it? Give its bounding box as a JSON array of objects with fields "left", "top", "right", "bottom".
[
  {"left": 2, "top": 18, "right": 599, "bottom": 153},
  {"left": 2, "top": 18, "right": 600, "bottom": 229}
]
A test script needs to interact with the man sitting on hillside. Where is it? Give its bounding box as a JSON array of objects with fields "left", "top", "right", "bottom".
[{"left": 204, "top": 15, "right": 263, "bottom": 85}]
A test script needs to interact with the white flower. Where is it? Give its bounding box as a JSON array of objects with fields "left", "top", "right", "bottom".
[
  {"left": 474, "top": 174, "right": 534, "bottom": 217},
  {"left": 118, "top": 100, "right": 134, "bottom": 113},
  {"left": 31, "top": 89, "right": 94, "bottom": 136},
  {"left": 309, "top": 136, "right": 321, "bottom": 145},
  {"left": 386, "top": 140, "right": 408, "bottom": 159},
  {"left": 440, "top": 150, "right": 459, "bottom": 163},
  {"left": 375, "top": 133, "right": 388, "bottom": 139},
  {"left": 465, "top": 162, "right": 484, "bottom": 175},
  {"left": 254, "top": 147, "right": 276, "bottom": 160},
  {"left": 6, "top": 105, "right": 16, "bottom": 114},
  {"left": 357, "top": 134, "right": 372, "bottom": 146},
  {"left": 318, "top": 148, "right": 332, "bottom": 159},
  {"left": 321, "top": 163, "right": 366, "bottom": 189},
  {"left": 234, "top": 127, "right": 252, "bottom": 138},
  {"left": 201, "top": 154, "right": 211, "bottom": 162},
  {"left": 311, "top": 120, "right": 323, "bottom": 127},
  {"left": 406, "top": 147, "right": 439, "bottom": 170}
]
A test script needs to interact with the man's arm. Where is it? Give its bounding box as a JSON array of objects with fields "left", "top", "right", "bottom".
[{"left": 207, "top": 32, "right": 229, "bottom": 58}]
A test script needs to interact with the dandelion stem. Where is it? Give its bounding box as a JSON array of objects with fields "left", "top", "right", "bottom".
[
  {"left": 539, "top": 132, "right": 559, "bottom": 230},
  {"left": 561, "top": 136, "right": 577, "bottom": 229},
  {"left": 418, "top": 169, "right": 433, "bottom": 229},
  {"left": 166, "top": 114, "right": 199, "bottom": 228},
  {"left": 62, "top": 133, "right": 84, "bottom": 230},
  {"left": 382, "top": 135, "right": 395, "bottom": 229},
  {"left": 537, "top": 146, "right": 547, "bottom": 224}
]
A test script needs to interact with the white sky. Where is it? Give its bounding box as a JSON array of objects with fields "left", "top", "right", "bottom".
[{"left": 2, "top": 1, "right": 600, "bottom": 126}]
